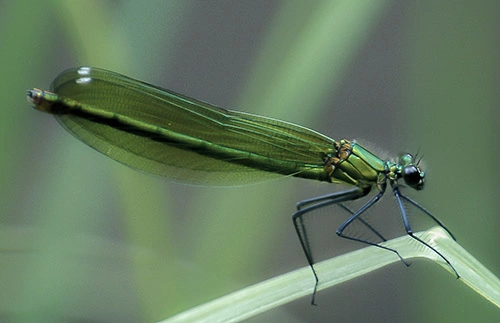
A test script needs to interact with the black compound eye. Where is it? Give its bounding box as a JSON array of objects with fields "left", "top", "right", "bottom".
[{"left": 403, "top": 165, "right": 424, "bottom": 190}]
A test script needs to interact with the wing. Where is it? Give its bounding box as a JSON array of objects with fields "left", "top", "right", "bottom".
[{"left": 48, "top": 67, "right": 335, "bottom": 185}]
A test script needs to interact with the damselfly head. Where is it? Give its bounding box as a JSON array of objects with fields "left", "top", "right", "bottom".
[{"left": 398, "top": 153, "right": 425, "bottom": 190}]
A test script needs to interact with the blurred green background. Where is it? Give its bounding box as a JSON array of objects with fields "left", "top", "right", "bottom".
[{"left": 1, "top": 1, "right": 499, "bottom": 322}]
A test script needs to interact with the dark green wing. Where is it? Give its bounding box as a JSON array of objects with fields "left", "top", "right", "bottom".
[{"left": 49, "top": 67, "right": 335, "bottom": 185}]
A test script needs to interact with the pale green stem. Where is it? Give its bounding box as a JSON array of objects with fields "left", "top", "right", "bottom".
[{"left": 161, "top": 226, "right": 500, "bottom": 322}]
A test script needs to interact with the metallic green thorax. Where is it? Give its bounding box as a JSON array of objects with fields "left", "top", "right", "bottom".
[
  {"left": 27, "top": 67, "right": 424, "bottom": 192},
  {"left": 325, "top": 139, "right": 385, "bottom": 188}
]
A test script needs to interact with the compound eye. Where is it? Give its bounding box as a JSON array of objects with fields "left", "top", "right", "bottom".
[{"left": 403, "top": 165, "right": 424, "bottom": 190}]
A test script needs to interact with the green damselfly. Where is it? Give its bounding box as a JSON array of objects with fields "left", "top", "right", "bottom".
[{"left": 27, "top": 67, "right": 459, "bottom": 303}]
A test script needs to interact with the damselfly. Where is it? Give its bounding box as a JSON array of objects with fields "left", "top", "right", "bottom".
[{"left": 27, "top": 67, "right": 459, "bottom": 303}]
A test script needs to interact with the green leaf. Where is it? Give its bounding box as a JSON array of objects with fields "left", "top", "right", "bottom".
[{"left": 163, "top": 226, "right": 500, "bottom": 322}]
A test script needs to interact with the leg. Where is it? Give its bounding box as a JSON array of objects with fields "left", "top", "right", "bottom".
[
  {"left": 336, "top": 191, "right": 411, "bottom": 266},
  {"left": 297, "top": 186, "right": 385, "bottom": 243},
  {"left": 296, "top": 186, "right": 367, "bottom": 211},
  {"left": 398, "top": 193, "right": 456, "bottom": 241},
  {"left": 292, "top": 187, "right": 366, "bottom": 305},
  {"left": 392, "top": 185, "right": 460, "bottom": 278},
  {"left": 337, "top": 203, "right": 388, "bottom": 242}
]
